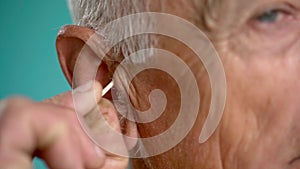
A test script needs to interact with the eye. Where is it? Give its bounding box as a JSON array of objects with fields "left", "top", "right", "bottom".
[
  {"left": 249, "top": 3, "right": 298, "bottom": 32},
  {"left": 256, "top": 9, "right": 282, "bottom": 23},
  {"left": 252, "top": 4, "right": 296, "bottom": 25}
]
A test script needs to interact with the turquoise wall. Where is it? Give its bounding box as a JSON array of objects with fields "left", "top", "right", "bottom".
[{"left": 0, "top": 0, "right": 72, "bottom": 168}]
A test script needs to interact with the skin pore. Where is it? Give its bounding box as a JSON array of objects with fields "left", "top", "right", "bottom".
[{"left": 128, "top": 0, "right": 300, "bottom": 168}]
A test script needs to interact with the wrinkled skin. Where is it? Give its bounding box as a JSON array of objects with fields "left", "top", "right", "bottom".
[{"left": 130, "top": 0, "right": 300, "bottom": 169}]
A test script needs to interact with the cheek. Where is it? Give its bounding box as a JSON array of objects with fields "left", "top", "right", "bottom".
[{"left": 219, "top": 44, "right": 300, "bottom": 167}]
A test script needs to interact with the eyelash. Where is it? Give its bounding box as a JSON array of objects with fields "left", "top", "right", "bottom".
[
  {"left": 249, "top": 4, "right": 297, "bottom": 31},
  {"left": 255, "top": 9, "right": 286, "bottom": 23}
]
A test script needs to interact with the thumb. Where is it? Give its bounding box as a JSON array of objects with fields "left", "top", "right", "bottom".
[{"left": 44, "top": 80, "right": 102, "bottom": 112}]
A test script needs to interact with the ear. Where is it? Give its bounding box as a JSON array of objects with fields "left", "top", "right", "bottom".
[
  {"left": 56, "top": 25, "right": 113, "bottom": 91},
  {"left": 56, "top": 25, "right": 138, "bottom": 149}
]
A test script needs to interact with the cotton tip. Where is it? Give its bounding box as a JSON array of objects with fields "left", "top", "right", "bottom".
[{"left": 102, "top": 81, "right": 114, "bottom": 96}]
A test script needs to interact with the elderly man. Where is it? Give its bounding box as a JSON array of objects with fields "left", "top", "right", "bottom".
[{"left": 1, "top": 0, "right": 300, "bottom": 169}]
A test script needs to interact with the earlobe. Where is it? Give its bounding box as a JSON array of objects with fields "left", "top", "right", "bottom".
[{"left": 56, "top": 25, "right": 111, "bottom": 88}]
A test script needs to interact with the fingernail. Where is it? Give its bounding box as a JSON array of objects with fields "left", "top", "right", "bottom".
[
  {"left": 74, "top": 80, "right": 94, "bottom": 93},
  {"left": 94, "top": 145, "right": 105, "bottom": 158}
]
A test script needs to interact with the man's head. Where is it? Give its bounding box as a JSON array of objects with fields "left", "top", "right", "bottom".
[{"left": 56, "top": 0, "right": 300, "bottom": 168}]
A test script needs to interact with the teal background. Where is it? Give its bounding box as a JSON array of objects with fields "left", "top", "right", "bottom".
[{"left": 0, "top": 0, "right": 72, "bottom": 168}]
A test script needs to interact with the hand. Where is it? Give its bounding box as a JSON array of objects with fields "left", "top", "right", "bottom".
[{"left": 0, "top": 81, "right": 129, "bottom": 169}]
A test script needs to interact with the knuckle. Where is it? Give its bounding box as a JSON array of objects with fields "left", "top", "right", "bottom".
[
  {"left": 5, "top": 96, "right": 33, "bottom": 111},
  {"left": 6, "top": 96, "right": 32, "bottom": 104},
  {"left": 0, "top": 96, "right": 34, "bottom": 119},
  {"left": 39, "top": 120, "right": 70, "bottom": 148}
]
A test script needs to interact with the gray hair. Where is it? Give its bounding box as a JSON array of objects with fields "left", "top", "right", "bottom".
[{"left": 67, "top": 0, "right": 154, "bottom": 63}]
